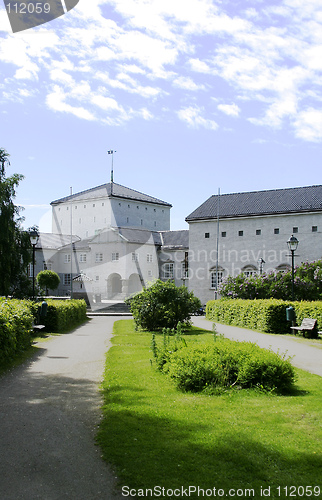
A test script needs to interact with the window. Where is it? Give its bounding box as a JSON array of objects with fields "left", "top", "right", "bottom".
[
  {"left": 93, "top": 204, "right": 95, "bottom": 207},
  {"left": 75, "top": 205, "right": 77, "bottom": 210},
  {"left": 312, "top": 226, "right": 318, "bottom": 232},
  {"left": 147, "top": 254, "right": 153, "bottom": 263},
  {"left": 244, "top": 269, "right": 256, "bottom": 277},
  {"left": 102, "top": 202, "right": 104, "bottom": 206},
  {"left": 79, "top": 218, "right": 82, "bottom": 224},
  {"left": 181, "top": 262, "right": 189, "bottom": 279},
  {"left": 238, "top": 230, "right": 243, "bottom": 237},
  {"left": 93, "top": 216, "right": 96, "bottom": 222},
  {"left": 132, "top": 252, "right": 139, "bottom": 262},
  {"left": 141, "top": 219, "right": 143, "bottom": 226},
  {"left": 163, "top": 263, "right": 174, "bottom": 279},
  {"left": 95, "top": 253, "right": 103, "bottom": 263},
  {"left": 221, "top": 231, "right": 226, "bottom": 237},
  {"left": 274, "top": 228, "right": 279, "bottom": 234},
  {"left": 112, "top": 252, "right": 119, "bottom": 261},
  {"left": 205, "top": 233, "right": 210, "bottom": 238},
  {"left": 64, "top": 254, "right": 71, "bottom": 263},
  {"left": 84, "top": 205, "right": 86, "bottom": 208},
  {"left": 96, "top": 276, "right": 99, "bottom": 281},
  {"left": 154, "top": 221, "right": 157, "bottom": 227},
  {"left": 79, "top": 254, "right": 87, "bottom": 263},
  {"left": 293, "top": 226, "right": 298, "bottom": 233},
  {"left": 256, "top": 229, "right": 261, "bottom": 236},
  {"left": 27, "top": 263, "right": 33, "bottom": 278},
  {"left": 210, "top": 270, "right": 224, "bottom": 288},
  {"left": 148, "top": 270, "right": 153, "bottom": 277},
  {"left": 63, "top": 274, "right": 71, "bottom": 286}
]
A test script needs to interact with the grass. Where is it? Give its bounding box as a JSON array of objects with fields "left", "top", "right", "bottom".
[{"left": 97, "top": 320, "right": 322, "bottom": 499}]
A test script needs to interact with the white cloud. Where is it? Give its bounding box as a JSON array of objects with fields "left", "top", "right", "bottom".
[
  {"left": 218, "top": 103, "right": 240, "bottom": 117},
  {"left": 173, "top": 76, "right": 205, "bottom": 91},
  {"left": 46, "top": 85, "right": 96, "bottom": 121},
  {"left": 177, "top": 106, "right": 218, "bottom": 130},
  {"left": 293, "top": 108, "right": 322, "bottom": 142}
]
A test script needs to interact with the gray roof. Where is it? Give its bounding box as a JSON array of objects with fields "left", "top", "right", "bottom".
[
  {"left": 36, "top": 233, "right": 80, "bottom": 250},
  {"left": 160, "top": 230, "right": 189, "bottom": 249},
  {"left": 186, "top": 185, "right": 322, "bottom": 222},
  {"left": 51, "top": 182, "right": 172, "bottom": 207}
]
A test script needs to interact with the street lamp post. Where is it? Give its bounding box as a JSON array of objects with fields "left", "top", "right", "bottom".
[
  {"left": 29, "top": 229, "right": 39, "bottom": 300},
  {"left": 287, "top": 235, "right": 299, "bottom": 301}
]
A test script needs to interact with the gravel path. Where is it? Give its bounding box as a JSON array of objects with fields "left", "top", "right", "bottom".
[
  {"left": 192, "top": 317, "right": 322, "bottom": 377},
  {"left": 0, "top": 316, "right": 125, "bottom": 500}
]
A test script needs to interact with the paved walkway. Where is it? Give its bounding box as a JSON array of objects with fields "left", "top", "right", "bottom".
[
  {"left": 0, "top": 316, "right": 125, "bottom": 500},
  {"left": 192, "top": 317, "right": 322, "bottom": 377}
]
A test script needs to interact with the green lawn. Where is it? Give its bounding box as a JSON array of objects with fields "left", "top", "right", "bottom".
[{"left": 97, "top": 320, "right": 322, "bottom": 499}]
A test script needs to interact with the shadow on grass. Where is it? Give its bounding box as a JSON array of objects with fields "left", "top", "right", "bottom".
[{"left": 98, "top": 383, "right": 322, "bottom": 493}]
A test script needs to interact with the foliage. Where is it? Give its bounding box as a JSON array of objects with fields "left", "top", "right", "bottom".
[
  {"left": 0, "top": 298, "right": 33, "bottom": 362},
  {"left": 206, "top": 298, "right": 322, "bottom": 335},
  {"left": 152, "top": 327, "right": 295, "bottom": 393},
  {"left": 98, "top": 320, "right": 322, "bottom": 495},
  {"left": 206, "top": 299, "right": 293, "bottom": 333},
  {"left": 36, "top": 270, "right": 60, "bottom": 294},
  {"left": 125, "top": 279, "right": 201, "bottom": 330},
  {"left": 218, "top": 260, "right": 322, "bottom": 301},
  {"left": 38, "top": 299, "right": 87, "bottom": 332},
  {"left": 0, "top": 148, "right": 32, "bottom": 297}
]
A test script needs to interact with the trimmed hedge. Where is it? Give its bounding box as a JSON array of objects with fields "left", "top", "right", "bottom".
[
  {"left": 0, "top": 298, "right": 88, "bottom": 363},
  {"left": 206, "top": 299, "right": 322, "bottom": 335},
  {"left": 0, "top": 298, "right": 33, "bottom": 362},
  {"left": 38, "top": 299, "right": 87, "bottom": 332}
]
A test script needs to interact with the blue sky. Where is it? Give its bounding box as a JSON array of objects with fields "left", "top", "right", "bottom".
[{"left": 1, "top": 0, "right": 322, "bottom": 233}]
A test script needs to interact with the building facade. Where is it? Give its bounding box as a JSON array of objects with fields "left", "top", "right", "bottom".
[
  {"left": 186, "top": 185, "right": 322, "bottom": 304},
  {"left": 33, "top": 183, "right": 322, "bottom": 307}
]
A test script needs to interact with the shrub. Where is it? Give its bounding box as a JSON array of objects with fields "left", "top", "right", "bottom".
[
  {"left": 206, "top": 298, "right": 322, "bottom": 335},
  {"left": 206, "top": 299, "right": 293, "bottom": 333},
  {"left": 163, "top": 339, "right": 295, "bottom": 394},
  {"left": 126, "top": 280, "right": 201, "bottom": 330},
  {"left": 218, "top": 260, "right": 322, "bottom": 301},
  {"left": 0, "top": 298, "right": 33, "bottom": 362},
  {"left": 37, "top": 299, "right": 87, "bottom": 332}
]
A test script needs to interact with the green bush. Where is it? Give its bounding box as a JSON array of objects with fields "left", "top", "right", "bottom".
[
  {"left": 206, "top": 298, "right": 322, "bottom": 335},
  {"left": 219, "top": 260, "right": 322, "bottom": 301},
  {"left": 40, "top": 299, "right": 87, "bottom": 332},
  {"left": 206, "top": 299, "right": 293, "bottom": 333},
  {"left": 163, "top": 339, "right": 295, "bottom": 394},
  {"left": 0, "top": 298, "right": 33, "bottom": 362},
  {"left": 126, "top": 279, "right": 201, "bottom": 330}
]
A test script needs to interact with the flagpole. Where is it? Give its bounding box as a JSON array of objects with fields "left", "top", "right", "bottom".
[{"left": 107, "top": 150, "right": 116, "bottom": 195}]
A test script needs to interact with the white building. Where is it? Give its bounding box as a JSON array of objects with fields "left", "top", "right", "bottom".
[
  {"left": 34, "top": 182, "right": 188, "bottom": 308},
  {"left": 186, "top": 185, "right": 322, "bottom": 304},
  {"left": 33, "top": 182, "right": 322, "bottom": 308}
]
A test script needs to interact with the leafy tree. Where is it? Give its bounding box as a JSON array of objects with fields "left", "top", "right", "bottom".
[
  {"left": 125, "top": 279, "right": 201, "bottom": 330},
  {"left": 218, "top": 260, "right": 322, "bottom": 301},
  {"left": 0, "top": 148, "right": 32, "bottom": 297},
  {"left": 37, "top": 270, "right": 60, "bottom": 295}
]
